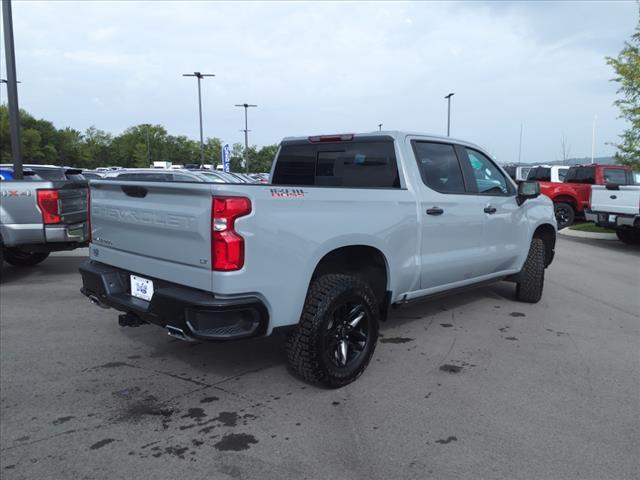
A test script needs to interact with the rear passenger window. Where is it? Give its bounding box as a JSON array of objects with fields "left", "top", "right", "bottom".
[
  {"left": 603, "top": 168, "right": 629, "bottom": 185},
  {"left": 272, "top": 140, "right": 400, "bottom": 188},
  {"left": 564, "top": 168, "right": 577, "bottom": 183},
  {"left": 558, "top": 168, "right": 568, "bottom": 181},
  {"left": 411, "top": 142, "right": 465, "bottom": 194},
  {"left": 527, "top": 167, "right": 551, "bottom": 182},
  {"left": 575, "top": 167, "right": 596, "bottom": 184}
]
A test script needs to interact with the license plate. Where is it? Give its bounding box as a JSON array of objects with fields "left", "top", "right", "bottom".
[
  {"left": 608, "top": 214, "right": 617, "bottom": 223},
  {"left": 130, "top": 275, "right": 154, "bottom": 301}
]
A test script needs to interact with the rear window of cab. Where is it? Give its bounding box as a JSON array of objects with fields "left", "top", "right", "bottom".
[{"left": 272, "top": 140, "right": 400, "bottom": 188}]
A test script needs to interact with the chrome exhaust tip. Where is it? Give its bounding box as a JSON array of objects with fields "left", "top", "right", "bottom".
[
  {"left": 166, "top": 325, "right": 197, "bottom": 342},
  {"left": 88, "top": 294, "right": 109, "bottom": 309}
]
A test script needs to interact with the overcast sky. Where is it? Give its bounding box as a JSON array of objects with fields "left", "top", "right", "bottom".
[{"left": 1, "top": 1, "right": 636, "bottom": 163}]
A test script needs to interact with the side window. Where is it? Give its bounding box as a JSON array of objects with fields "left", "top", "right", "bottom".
[
  {"left": 465, "top": 148, "right": 511, "bottom": 195},
  {"left": 558, "top": 168, "right": 569, "bottom": 181},
  {"left": 576, "top": 167, "right": 595, "bottom": 184},
  {"left": 528, "top": 167, "right": 550, "bottom": 182},
  {"left": 564, "top": 168, "right": 577, "bottom": 183},
  {"left": 171, "top": 174, "right": 196, "bottom": 182},
  {"left": 411, "top": 141, "right": 466, "bottom": 194},
  {"left": 603, "top": 168, "right": 628, "bottom": 185}
]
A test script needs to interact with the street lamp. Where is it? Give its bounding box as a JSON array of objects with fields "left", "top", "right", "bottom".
[
  {"left": 378, "top": 123, "right": 383, "bottom": 131},
  {"left": 444, "top": 92, "right": 455, "bottom": 137},
  {"left": 2, "top": 0, "right": 24, "bottom": 179},
  {"left": 183, "top": 72, "right": 215, "bottom": 167},
  {"left": 591, "top": 114, "right": 598, "bottom": 164},
  {"left": 234, "top": 103, "right": 257, "bottom": 173}
]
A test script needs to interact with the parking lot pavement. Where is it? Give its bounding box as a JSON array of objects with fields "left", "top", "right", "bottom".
[{"left": 1, "top": 237, "right": 638, "bottom": 480}]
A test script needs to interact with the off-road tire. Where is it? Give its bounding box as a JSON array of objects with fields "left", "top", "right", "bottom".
[
  {"left": 554, "top": 202, "right": 575, "bottom": 229},
  {"left": 516, "top": 238, "right": 545, "bottom": 303},
  {"left": 2, "top": 249, "right": 50, "bottom": 267},
  {"left": 616, "top": 228, "right": 640, "bottom": 245},
  {"left": 285, "top": 274, "right": 379, "bottom": 388}
]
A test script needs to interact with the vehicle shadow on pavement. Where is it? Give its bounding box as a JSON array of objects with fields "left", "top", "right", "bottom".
[
  {"left": 385, "top": 281, "right": 517, "bottom": 329},
  {"left": 0, "top": 256, "right": 87, "bottom": 284},
  {"left": 113, "top": 281, "right": 520, "bottom": 385}
]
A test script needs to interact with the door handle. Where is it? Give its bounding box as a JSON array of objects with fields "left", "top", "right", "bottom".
[
  {"left": 426, "top": 207, "right": 444, "bottom": 216},
  {"left": 484, "top": 206, "right": 497, "bottom": 214}
]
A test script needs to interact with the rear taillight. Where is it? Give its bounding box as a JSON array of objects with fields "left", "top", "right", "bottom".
[
  {"left": 36, "top": 189, "right": 61, "bottom": 224},
  {"left": 211, "top": 196, "right": 251, "bottom": 271}
]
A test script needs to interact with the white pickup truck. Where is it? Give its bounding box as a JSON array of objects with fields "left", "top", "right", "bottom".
[
  {"left": 80, "top": 132, "right": 557, "bottom": 387},
  {"left": 586, "top": 184, "right": 640, "bottom": 244}
]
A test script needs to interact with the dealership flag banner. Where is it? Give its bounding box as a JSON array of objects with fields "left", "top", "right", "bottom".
[{"left": 222, "top": 143, "right": 231, "bottom": 172}]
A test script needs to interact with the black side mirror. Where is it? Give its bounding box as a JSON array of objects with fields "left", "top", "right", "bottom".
[{"left": 517, "top": 180, "right": 540, "bottom": 206}]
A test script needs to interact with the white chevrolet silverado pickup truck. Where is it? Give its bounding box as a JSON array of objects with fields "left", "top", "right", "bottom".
[{"left": 80, "top": 132, "right": 556, "bottom": 387}]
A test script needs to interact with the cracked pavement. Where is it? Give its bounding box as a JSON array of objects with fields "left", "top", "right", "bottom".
[{"left": 1, "top": 236, "right": 639, "bottom": 479}]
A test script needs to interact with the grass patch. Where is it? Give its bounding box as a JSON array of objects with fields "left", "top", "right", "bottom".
[{"left": 569, "top": 222, "right": 615, "bottom": 233}]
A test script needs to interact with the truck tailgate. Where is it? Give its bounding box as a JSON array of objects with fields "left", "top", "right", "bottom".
[
  {"left": 89, "top": 180, "right": 214, "bottom": 290},
  {"left": 591, "top": 186, "right": 640, "bottom": 215}
]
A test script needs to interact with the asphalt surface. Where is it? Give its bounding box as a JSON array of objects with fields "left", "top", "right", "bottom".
[{"left": 1, "top": 237, "right": 638, "bottom": 480}]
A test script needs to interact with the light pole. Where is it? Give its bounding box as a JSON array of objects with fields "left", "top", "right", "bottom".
[
  {"left": 183, "top": 72, "right": 215, "bottom": 167},
  {"left": 378, "top": 123, "right": 383, "bottom": 131},
  {"left": 591, "top": 114, "right": 597, "bottom": 164},
  {"left": 444, "top": 92, "right": 455, "bottom": 137},
  {"left": 0, "top": 78, "right": 21, "bottom": 104},
  {"left": 2, "top": 0, "right": 23, "bottom": 179},
  {"left": 234, "top": 103, "right": 257, "bottom": 173},
  {"left": 518, "top": 123, "right": 523, "bottom": 164}
]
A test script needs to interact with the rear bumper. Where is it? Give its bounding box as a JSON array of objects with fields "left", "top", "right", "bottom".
[
  {"left": 585, "top": 209, "right": 639, "bottom": 229},
  {"left": 79, "top": 260, "right": 269, "bottom": 341},
  {"left": 1, "top": 221, "right": 88, "bottom": 250}
]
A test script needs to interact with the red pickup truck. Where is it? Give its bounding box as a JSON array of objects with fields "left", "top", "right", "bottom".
[{"left": 535, "top": 164, "right": 635, "bottom": 228}]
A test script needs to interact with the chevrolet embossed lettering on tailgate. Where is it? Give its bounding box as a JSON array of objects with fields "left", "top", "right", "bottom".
[{"left": 90, "top": 181, "right": 214, "bottom": 272}]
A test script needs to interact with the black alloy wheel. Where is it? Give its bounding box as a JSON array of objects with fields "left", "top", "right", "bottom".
[
  {"left": 554, "top": 202, "right": 575, "bottom": 229},
  {"left": 323, "top": 302, "right": 370, "bottom": 369}
]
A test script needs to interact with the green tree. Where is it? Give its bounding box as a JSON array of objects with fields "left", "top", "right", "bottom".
[
  {"left": 229, "top": 142, "right": 245, "bottom": 172},
  {"left": 82, "top": 126, "right": 113, "bottom": 169},
  {"left": 55, "top": 127, "right": 85, "bottom": 167},
  {"left": 203, "top": 137, "right": 223, "bottom": 168},
  {"left": 0, "top": 105, "right": 59, "bottom": 164},
  {"left": 247, "top": 144, "right": 278, "bottom": 173},
  {"left": 0, "top": 105, "right": 276, "bottom": 170},
  {"left": 607, "top": 15, "right": 640, "bottom": 169}
]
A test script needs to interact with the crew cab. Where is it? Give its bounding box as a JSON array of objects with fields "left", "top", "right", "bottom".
[
  {"left": 585, "top": 185, "right": 640, "bottom": 244},
  {"left": 535, "top": 164, "right": 634, "bottom": 229},
  {"left": 79, "top": 132, "right": 556, "bottom": 387},
  {"left": 1, "top": 169, "right": 89, "bottom": 268}
]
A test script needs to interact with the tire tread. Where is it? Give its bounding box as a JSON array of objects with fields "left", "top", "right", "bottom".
[
  {"left": 516, "top": 238, "right": 545, "bottom": 303},
  {"left": 285, "top": 274, "right": 378, "bottom": 388}
]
